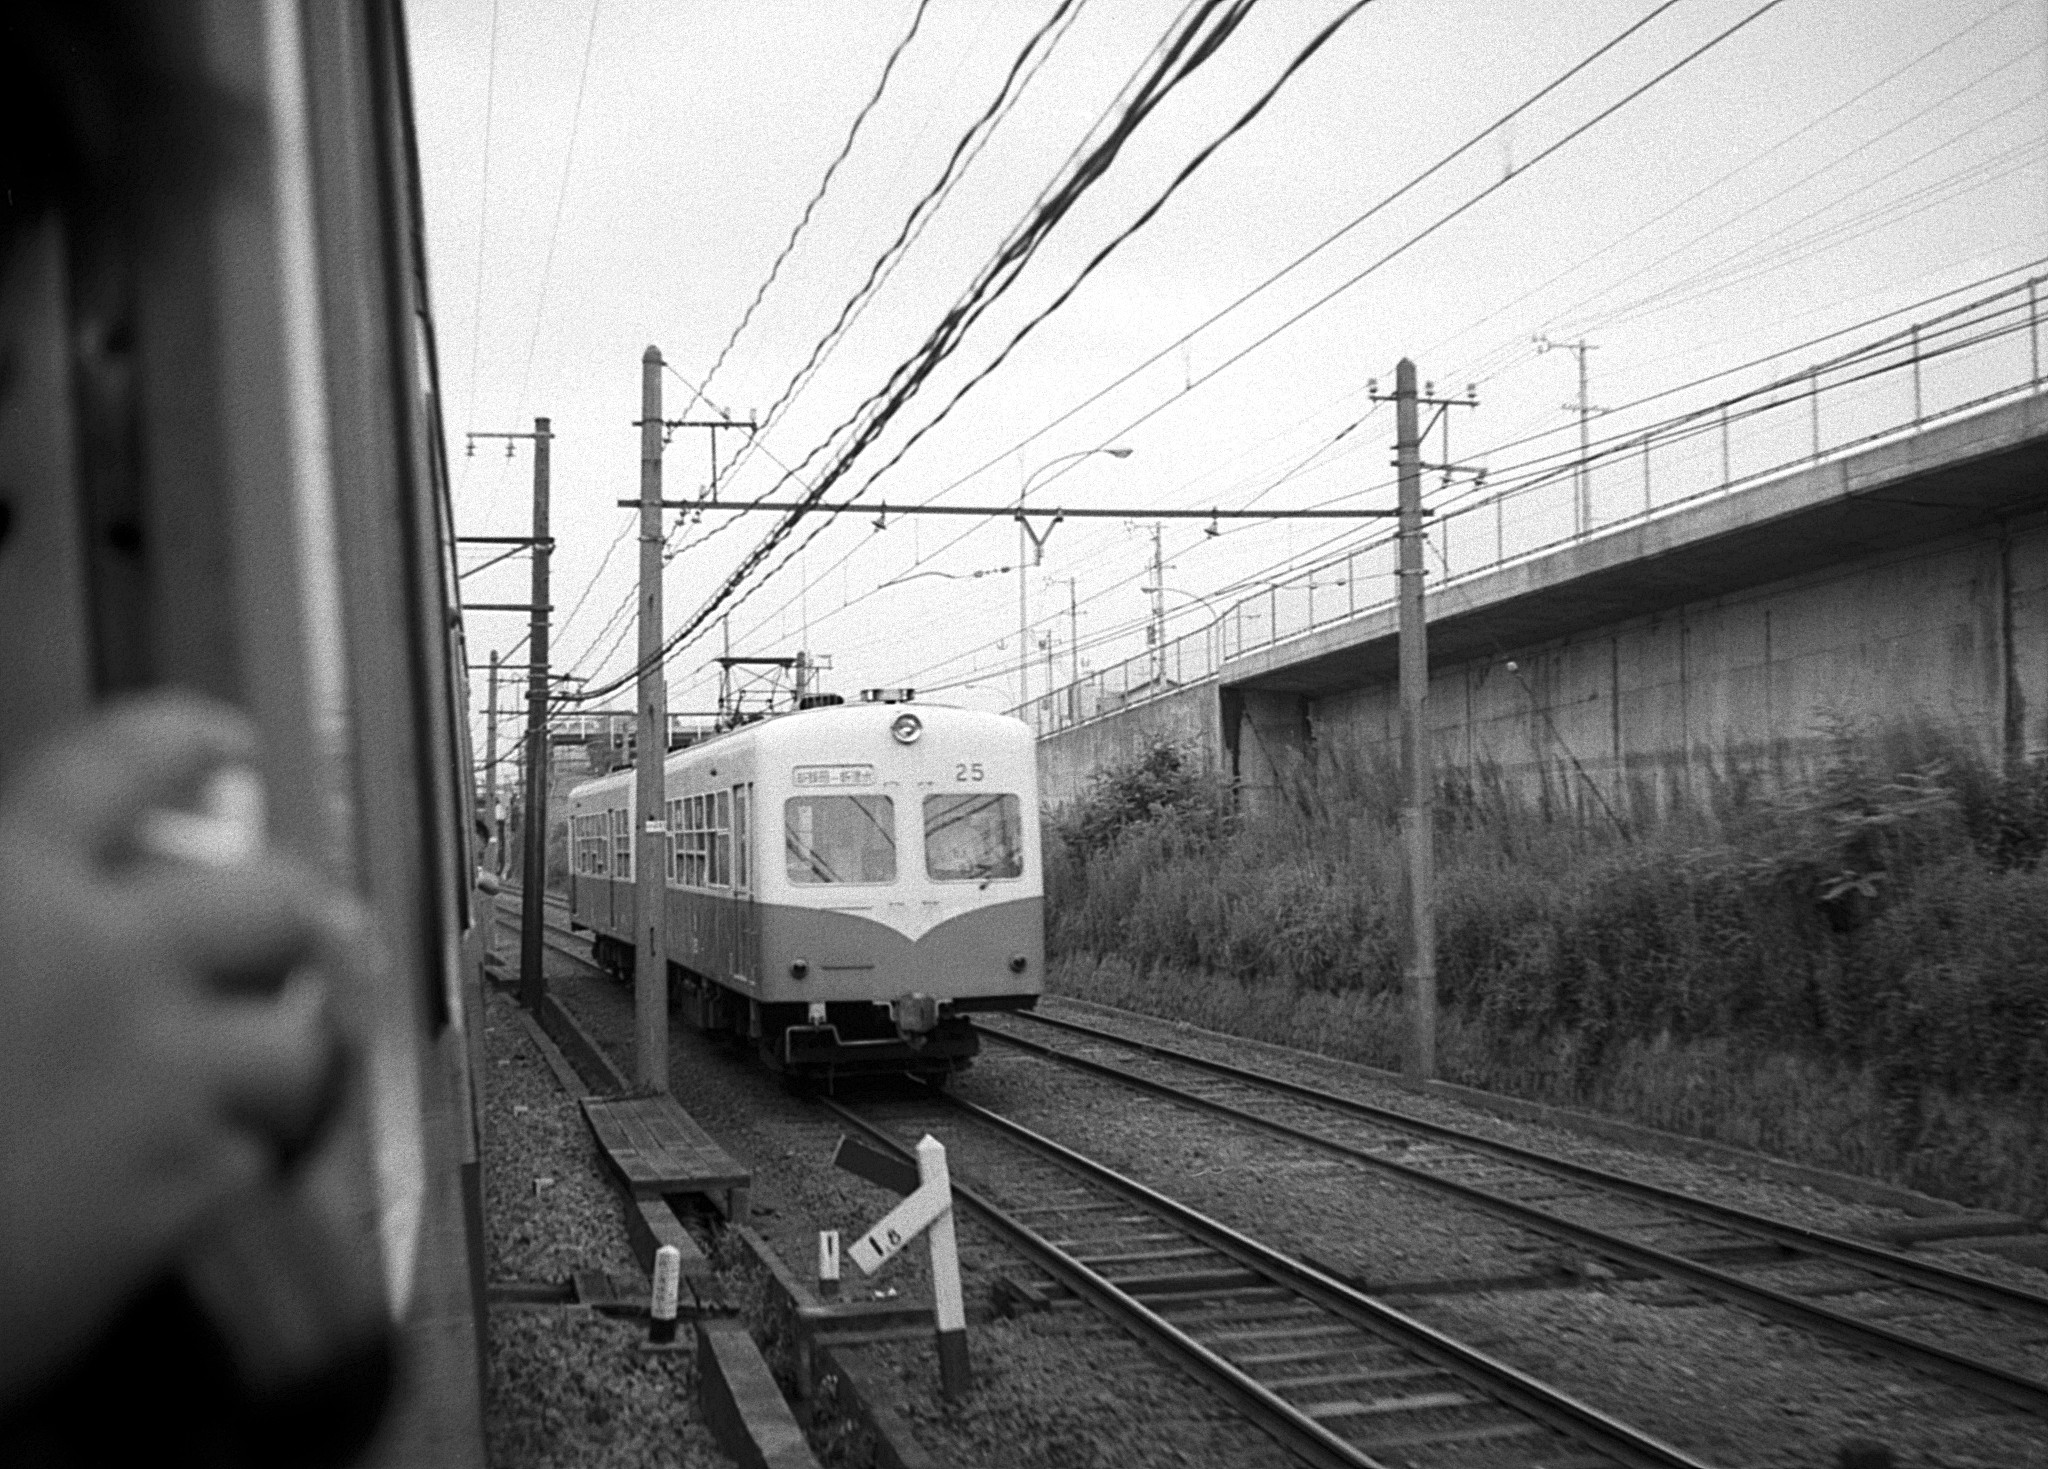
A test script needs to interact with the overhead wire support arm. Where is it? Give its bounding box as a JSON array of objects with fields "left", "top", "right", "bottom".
[
  {"left": 617, "top": 499, "right": 1422, "bottom": 520},
  {"left": 634, "top": 414, "right": 756, "bottom": 504}
]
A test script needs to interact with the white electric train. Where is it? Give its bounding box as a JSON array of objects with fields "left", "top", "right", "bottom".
[{"left": 566, "top": 694, "right": 1044, "bottom": 1079}]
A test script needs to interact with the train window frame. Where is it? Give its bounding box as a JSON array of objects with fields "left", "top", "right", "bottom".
[
  {"left": 683, "top": 794, "right": 704, "bottom": 886},
  {"left": 611, "top": 807, "right": 631, "bottom": 882},
  {"left": 785, "top": 794, "right": 897, "bottom": 885},
  {"left": 731, "top": 785, "right": 750, "bottom": 891},
  {"left": 923, "top": 793, "right": 1024, "bottom": 882}
]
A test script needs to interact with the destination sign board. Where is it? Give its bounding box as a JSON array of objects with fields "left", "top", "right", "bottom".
[{"left": 794, "top": 763, "right": 876, "bottom": 788}]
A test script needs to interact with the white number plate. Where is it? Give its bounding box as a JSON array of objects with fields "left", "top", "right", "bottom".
[{"left": 794, "top": 763, "right": 876, "bottom": 788}]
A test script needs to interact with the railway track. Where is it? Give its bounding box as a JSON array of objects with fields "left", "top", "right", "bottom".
[
  {"left": 487, "top": 889, "right": 603, "bottom": 974},
  {"left": 829, "top": 1086, "right": 1712, "bottom": 1469},
  {"left": 980, "top": 1007, "right": 2048, "bottom": 1424}
]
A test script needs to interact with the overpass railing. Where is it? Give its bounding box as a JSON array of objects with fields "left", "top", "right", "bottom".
[{"left": 1023, "top": 272, "right": 2046, "bottom": 739}]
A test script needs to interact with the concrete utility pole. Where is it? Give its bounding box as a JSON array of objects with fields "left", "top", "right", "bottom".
[
  {"left": 520, "top": 420, "right": 552, "bottom": 1011},
  {"left": 1536, "top": 336, "right": 1599, "bottom": 536},
  {"left": 486, "top": 649, "right": 502, "bottom": 870},
  {"left": 1063, "top": 577, "right": 1081, "bottom": 685},
  {"left": 1016, "top": 514, "right": 1031, "bottom": 711},
  {"left": 635, "top": 347, "right": 670, "bottom": 1092},
  {"left": 1014, "top": 447, "right": 1134, "bottom": 711},
  {"left": 1393, "top": 361, "right": 1434, "bottom": 1085},
  {"left": 1148, "top": 522, "right": 1168, "bottom": 687},
  {"left": 1368, "top": 362, "right": 1478, "bottom": 1085}
]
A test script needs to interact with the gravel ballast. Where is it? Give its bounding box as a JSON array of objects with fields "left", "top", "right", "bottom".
[
  {"left": 529, "top": 909, "right": 2048, "bottom": 1467},
  {"left": 480, "top": 985, "right": 730, "bottom": 1468},
  {"left": 550, "top": 961, "right": 1298, "bottom": 1469}
]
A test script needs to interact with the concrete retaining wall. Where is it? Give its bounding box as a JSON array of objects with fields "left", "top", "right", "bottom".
[
  {"left": 1038, "top": 395, "right": 2048, "bottom": 816},
  {"left": 1039, "top": 514, "right": 2048, "bottom": 818},
  {"left": 1037, "top": 682, "right": 1221, "bottom": 808},
  {"left": 1304, "top": 512, "right": 2048, "bottom": 815}
]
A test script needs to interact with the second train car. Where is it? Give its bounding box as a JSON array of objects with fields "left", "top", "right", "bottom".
[{"left": 566, "top": 695, "right": 1043, "bottom": 1078}]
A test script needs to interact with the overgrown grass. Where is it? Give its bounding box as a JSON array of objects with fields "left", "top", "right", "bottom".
[{"left": 1044, "top": 734, "right": 2048, "bottom": 1218}]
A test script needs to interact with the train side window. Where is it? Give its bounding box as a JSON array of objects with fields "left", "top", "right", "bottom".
[
  {"left": 785, "top": 795, "right": 895, "bottom": 884},
  {"left": 711, "top": 790, "right": 731, "bottom": 886},
  {"left": 924, "top": 794, "right": 1023, "bottom": 881},
  {"left": 667, "top": 798, "right": 682, "bottom": 882},
  {"left": 732, "top": 785, "right": 750, "bottom": 890},
  {"left": 612, "top": 808, "right": 631, "bottom": 882}
]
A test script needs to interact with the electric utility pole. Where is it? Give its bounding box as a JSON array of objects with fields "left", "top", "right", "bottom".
[
  {"left": 520, "top": 424, "right": 551, "bottom": 1012},
  {"left": 1148, "top": 523, "right": 1167, "bottom": 687},
  {"left": 1536, "top": 336, "right": 1600, "bottom": 536},
  {"left": 465, "top": 419, "right": 555, "bottom": 1011},
  {"left": 1063, "top": 577, "right": 1081, "bottom": 685},
  {"left": 486, "top": 649, "right": 501, "bottom": 869},
  {"left": 1370, "top": 362, "right": 1478, "bottom": 1084},
  {"left": 635, "top": 347, "right": 671, "bottom": 1092},
  {"left": 628, "top": 354, "right": 755, "bottom": 1088}
]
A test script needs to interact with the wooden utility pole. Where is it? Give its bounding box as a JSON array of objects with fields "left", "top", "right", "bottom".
[
  {"left": 520, "top": 419, "right": 553, "bottom": 1011},
  {"left": 636, "top": 347, "right": 671, "bottom": 1091}
]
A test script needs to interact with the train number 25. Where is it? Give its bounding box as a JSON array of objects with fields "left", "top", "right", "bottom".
[{"left": 955, "top": 762, "right": 985, "bottom": 782}]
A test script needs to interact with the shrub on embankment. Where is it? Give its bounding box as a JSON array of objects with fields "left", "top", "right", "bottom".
[{"left": 1043, "top": 737, "right": 2048, "bottom": 1218}]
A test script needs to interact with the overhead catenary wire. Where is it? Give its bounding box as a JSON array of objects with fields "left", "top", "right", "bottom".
[
  {"left": 568, "top": 0, "right": 1277, "bottom": 705},
  {"left": 889, "top": 261, "right": 2044, "bottom": 692},
  {"left": 794, "top": 0, "right": 1693, "bottom": 547},
  {"left": 1542, "top": 47, "right": 2048, "bottom": 341},
  {"left": 1589, "top": 108, "right": 2048, "bottom": 331},
  {"left": 457, "top": 0, "right": 502, "bottom": 490},
  {"left": 505, "top": 0, "right": 603, "bottom": 433},
  {"left": 708, "top": 0, "right": 1713, "bottom": 648},
  {"left": 713, "top": 0, "right": 1098, "bottom": 492},
  {"left": 696, "top": 0, "right": 938, "bottom": 402},
  {"left": 712, "top": 0, "right": 1782, "bottom": 677},
  {"left": 1444, "top": 0, "right": 2038, "bottom": 384},
  {"left": 652, "top": 0, "right": 1395, "bottom": 696}
]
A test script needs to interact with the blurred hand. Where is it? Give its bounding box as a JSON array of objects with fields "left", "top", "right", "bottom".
[{"left": 0, "top": 694, "right": 352, "bottom": 1408}]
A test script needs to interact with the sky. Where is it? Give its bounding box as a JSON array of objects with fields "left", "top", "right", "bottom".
[{"left": 407, "top": 0, "right": 2048, "bottom": 760}]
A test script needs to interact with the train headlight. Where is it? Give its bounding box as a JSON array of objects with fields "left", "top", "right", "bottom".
[
  {"left": 790, "top": 958, "right": 809, "bottom": 979},
  {"left": 890, "top": 712, "right": 922, "bottom": 744}
]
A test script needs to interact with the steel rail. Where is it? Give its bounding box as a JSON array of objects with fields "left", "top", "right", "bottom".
[
  {"left": 1007, "top": 1010, "right": 2048, "bottom": 1325},
  {"left": 989, "top": 1017, "right": 2048, "bottom": 1418},
  {"left": 823, "top": 1094, "right": 1716, "bottom": 1469}
]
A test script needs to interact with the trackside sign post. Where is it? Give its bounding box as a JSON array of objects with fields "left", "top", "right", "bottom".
[{"left": 835, "top": 1133, "right": 971, "bottom": 1398}]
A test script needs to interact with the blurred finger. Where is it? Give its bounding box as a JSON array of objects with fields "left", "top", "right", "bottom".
[
  {"left": 4, "top": 692, "right": 255, "bottom": 850},
  {"left": 139, "top": 861, "right": 332, "bottom": 996},
  {"left": 205, "top": 974, "right": 349, "bottom": 1167}
]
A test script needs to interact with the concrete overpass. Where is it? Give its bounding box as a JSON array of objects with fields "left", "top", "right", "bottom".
[{"left": 1037, "top": 383, "right": 2048, "bottom": 813}]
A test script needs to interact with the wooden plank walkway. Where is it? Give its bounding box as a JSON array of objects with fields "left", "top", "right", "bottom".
[{"left": 582, "top": 1094, "right": 751, "bottom": 1222}]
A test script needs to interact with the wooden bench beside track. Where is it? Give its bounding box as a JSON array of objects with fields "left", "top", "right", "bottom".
[{"left": 582, "top": 1094, "right": 752, "bottom": 1224}]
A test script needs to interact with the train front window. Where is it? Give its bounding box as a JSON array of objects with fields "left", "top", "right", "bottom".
[
  {"left": 785, "top": 795, "right": 896, "bottom": 884},
  {"left": 924, "top": 794, "right": 1023, "bottom": 881}
]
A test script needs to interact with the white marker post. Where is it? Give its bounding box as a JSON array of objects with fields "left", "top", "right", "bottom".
[
  {"left": 846, "top": 1135, "right": 970, "bottom": 1399},
  {"left": 649, "top": 1245, "right": 680, "bottom": 1343},
  {"left": 816, "top": 1229, "right": 841, "bottom": 1300}
]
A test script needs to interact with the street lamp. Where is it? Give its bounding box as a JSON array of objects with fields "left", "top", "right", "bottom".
[
  {"left": 1018, "top": 447, "right": 1133, "bottom": 709},
  {"left": 1138, "top": 583, "right": 1226, "bottom": 687}
]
